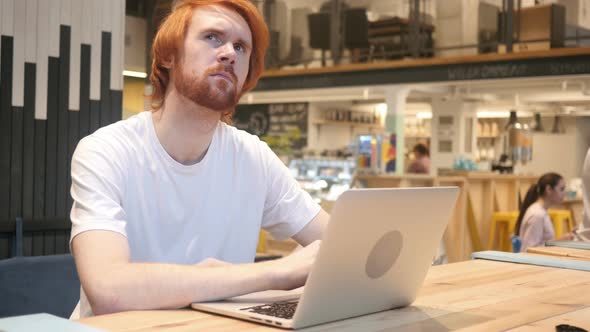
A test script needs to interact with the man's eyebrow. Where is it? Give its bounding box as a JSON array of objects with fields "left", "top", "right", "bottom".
[{"left": 203, "top": 28, "right": 227, "bottom": 38}]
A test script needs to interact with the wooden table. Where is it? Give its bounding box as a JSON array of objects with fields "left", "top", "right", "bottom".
[
  {"left": 527, "top": 246, "right": 590, "bottom": 262},
  {"left": 508, "top": 307, "right": 590, "bottom": 331},
  {"left": 79, "top": 259, "right": 590, "bottom": 331}
]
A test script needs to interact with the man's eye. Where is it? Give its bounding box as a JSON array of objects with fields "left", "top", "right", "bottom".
[
  {"left": 234, "top": 43, "right": 244, "bottom": 53},
  {"left": 206, "top": 34, "right": 219, "bottom": 42}
]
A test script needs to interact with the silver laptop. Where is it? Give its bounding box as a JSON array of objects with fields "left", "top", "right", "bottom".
[{"left": 192, "top": 187, "right": 459, "bottom": 329}]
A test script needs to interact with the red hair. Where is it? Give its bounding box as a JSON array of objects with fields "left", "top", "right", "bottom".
[{"left": 149, "top": 0, "right": 269, "bottom": 123}]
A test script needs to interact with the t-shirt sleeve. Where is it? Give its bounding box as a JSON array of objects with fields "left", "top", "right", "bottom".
[
  {"left": 69, "top": 136, "right": 128, "bottom": 243},
  {"left": 260, "top": 143, "right": 321, "bottom": 240}
]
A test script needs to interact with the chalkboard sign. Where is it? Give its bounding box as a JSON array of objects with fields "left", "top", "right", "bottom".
[{"left": 234, "top": 103, "right": 308, "bottom": 149}]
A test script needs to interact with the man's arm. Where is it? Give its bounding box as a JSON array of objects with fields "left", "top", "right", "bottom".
[
  {"left": 72, "top": 230, "right": 320, "bottom": 315},
  {"left": 292, "top": 208, "right": 329, "bottom": 246}
]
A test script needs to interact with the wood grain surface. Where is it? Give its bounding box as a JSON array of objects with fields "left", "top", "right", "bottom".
[{"left": 79, "top": 259, "right": 590, "bottom": 331}]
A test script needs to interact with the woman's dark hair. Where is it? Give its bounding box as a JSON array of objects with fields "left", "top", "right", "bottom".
[
  {"left": 413, "top": 143, "right": 429, "bottom": 157},
  {"left": 514, "top": 172, "right": 563, "bottom": 236}
]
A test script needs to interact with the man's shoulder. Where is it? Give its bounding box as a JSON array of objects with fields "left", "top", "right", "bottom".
[
  {"left": 76, "top": 112, "right": 149, "bottom": 156},
  {"left": 85, "top": 112, "right": 147, "bottom": 143}
]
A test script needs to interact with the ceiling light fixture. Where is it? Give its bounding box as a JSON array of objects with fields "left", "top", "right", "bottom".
[
  {"left": 123, "top": 70, "right": 147, "bottom": 78},
  {"left": 416, "top": 112, "right": 432, "bottom": 119},
  {"left": 476, "top": 111, "right": 510, "bottom": 118}
]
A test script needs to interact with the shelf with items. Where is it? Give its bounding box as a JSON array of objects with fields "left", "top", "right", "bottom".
[
  {"left": 476, "top": 134, "right": 500, "bottom": 139},
  {"left": 312, "top": 118, "right": 384, "bottom": 142},
  {"left": 476, "top": 134, "right": 503, "bottom": 163},
  {"left": 289, "top": 158, "right": 355, "bottom": 203},
  {"left": 476, "top": 119, "right": 501, "bottom": 138},
  {"left": 475, "top": 119, "right": 504, "bottom": 165},
  {"left": 404, "top": 116, "right": 431, "bottom": 138},
  {"left": 314, "top": 108, "right": 384, "bottom": 136},
  {"left": 405, "top": 134, "right": 431, "bottom": 139},
  {"left": 311, "top": 119, "right": 384, "bottom": 131}
]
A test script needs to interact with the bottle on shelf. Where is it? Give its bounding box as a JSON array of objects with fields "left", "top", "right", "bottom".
[
  {"left": 503, "top": 110, "right": 532, "bottom": 164},
  {"left": 490, "top": 122, "right": 499, "bottom": 137},
  {"left": 482, "top": 122, "right": 491, "bottom": 137},
  {"left": 531, "top": 112, "right": 544, "bottom": 132},
  {"left": 551, "top": 114, "right": 565, "bottom": 134}
]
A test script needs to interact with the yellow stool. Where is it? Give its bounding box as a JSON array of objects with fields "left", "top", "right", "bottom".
[
  {"left": 256, "top": 230, "right": 267, "bottom": 253},
  {"left": 548, "top": 209, "right": 574, "bottom": 238},
  {"left": 488, "top": 211, "right": 519, "bottom": 252}
]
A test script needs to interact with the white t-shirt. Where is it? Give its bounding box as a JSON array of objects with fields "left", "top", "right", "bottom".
[
  {"left": 69, "top": 111, "right": 320, "bottom": 318},
  {"left": 518, "top": 202, "right": 554, "bottom": 252}
]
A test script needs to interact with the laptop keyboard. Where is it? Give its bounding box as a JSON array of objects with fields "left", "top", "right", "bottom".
[{"left": 240, "top": 300, "right": 299, "bottom": 320}]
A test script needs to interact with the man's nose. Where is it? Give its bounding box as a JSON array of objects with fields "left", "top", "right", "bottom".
[{"left": 218, "top": 42, "right": 236, "bottom": 64}]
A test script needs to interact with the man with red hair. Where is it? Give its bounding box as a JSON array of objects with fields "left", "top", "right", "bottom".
[{"left": 69, "top": 0, "right": 328, "bottom": 318}]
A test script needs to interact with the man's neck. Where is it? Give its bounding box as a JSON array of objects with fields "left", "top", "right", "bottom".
[{"left": 152, "top": 89, "right": 224, "bottom": 165}]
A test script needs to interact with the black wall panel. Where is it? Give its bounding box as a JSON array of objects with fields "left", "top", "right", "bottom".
[
  {"left": 0, "top": 235, "right": 9, "bottom": 259},
  {"left": 90, "top": 100, "right": 100, "bottom": 134},
  {"left": 23, "top": 234, "right": 32, "bottom": 256},
  {"left": 67, "top": 110, "right": 79, "bottom": 212},
  {"left": 111, "top": 90, "right": 123, "bottom": 123},
  {"left": 44, "top": 57, "right": 59, "bottom": 218},
  {"left": 22, "top": 63, "right": 36, "bottom": 219},
  {"left": 42, "top": 231, "right": 56, "bottom": 255},
  {"left": 56, "top": 25, "right": 71, "bottom": 218},
  {"left": 100, "top": 32, "right": 112, "bottom": 129},
  {"left": 33, "top": 120, "right": 46, "bottom": 218},
  {"left": 0, "top": 36, "right": 14, "bottom": 221},
  {"left": 0, "top": 5, "right": 124, "bottom": 259},
  {"left": 79, "top": 45, "right": 91, "bottom": 139},
  {"left": 9, "top": 107, "right": 23, "bottom": 219},
  {"left": 1, "top": 26, "right": 122, "bottom": 259},
  {"left": 32, "top": 232, "right": 44, "bottom": 256}
]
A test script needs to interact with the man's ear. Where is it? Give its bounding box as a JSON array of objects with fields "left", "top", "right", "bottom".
[{"left": 162, "top": 56, "right": 174, "bottom": 69}]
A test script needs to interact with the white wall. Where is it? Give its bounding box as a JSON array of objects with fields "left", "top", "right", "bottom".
[
  {"left": 430, "top": 98, "right": 478, "bottom": 174},
  {"left": 517, "top": 116, "right": 590, "bottom": 180},
  {"left": 559, "top": 0, "right": 590, "bottom": 29},
  {"left": 124, "top": 16, "right": 146, "bottom": 73},
  {"left": 575, "top": 116, "right": 590, "bottom": 175},
  {"left": 435, "top": 0, "right": 477, "bottom": 56}
]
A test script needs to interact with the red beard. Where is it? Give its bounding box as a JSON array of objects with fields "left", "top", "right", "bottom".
[{"left": 173, "top": 62, "right": 239, "bottom": 111}]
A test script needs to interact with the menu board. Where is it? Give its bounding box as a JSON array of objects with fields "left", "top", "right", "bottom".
[{"left": 234, "top": 103, "right": 308, "bottom": 149}]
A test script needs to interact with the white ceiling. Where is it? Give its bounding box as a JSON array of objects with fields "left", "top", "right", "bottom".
[{"left": 243, "top": 74, "right": 590, "bottom": 117}]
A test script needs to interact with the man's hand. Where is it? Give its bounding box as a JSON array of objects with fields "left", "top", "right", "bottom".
[
  {"left": 268, "top": 240, "right": 321, "bottom": 290},
  {"left": 73, "top": 232, "right": 323, "bottom": 314}
]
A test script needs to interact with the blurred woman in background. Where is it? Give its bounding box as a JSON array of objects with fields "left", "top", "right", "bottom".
[
  {"left": 515, "top": 172, "right": 574, "bottom": 252},
  {"left": 407, "top": 143, "right": 430, "bottom": 174}
]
